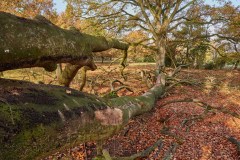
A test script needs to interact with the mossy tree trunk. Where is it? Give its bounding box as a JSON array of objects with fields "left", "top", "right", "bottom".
[
  {"left": 0, "top": 12, "right": 165, "bottom": 159},
  {"left": 0, "top": 12, "right": 128, "bottom": 73},
  {"left": 0, "top": 75, "right": 165, "bottom": 159}
]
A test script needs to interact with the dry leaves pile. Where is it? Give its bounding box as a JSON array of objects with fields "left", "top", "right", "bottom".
[{"left": 103, "top": 68, "right": 240, "bottom": 160}]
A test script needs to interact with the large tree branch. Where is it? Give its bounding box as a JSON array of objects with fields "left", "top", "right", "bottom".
[
  {"left": 0, "top": 12, "right": 129, "bottom": 72},
  {"left": 136, "top": 0, "right": 158, "bottom": 37},
  {"left": 0, "top": 11, "right": 168, "bottom": 159}
]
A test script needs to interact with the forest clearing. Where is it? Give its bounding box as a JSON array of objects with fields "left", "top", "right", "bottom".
[{"left": 0, "top": 0, "right": 239, "bottom": 159}]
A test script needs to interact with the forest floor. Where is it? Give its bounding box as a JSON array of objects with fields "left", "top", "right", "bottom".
[{"left": 3, "top": 63, "right": 240, "bottom": 160}]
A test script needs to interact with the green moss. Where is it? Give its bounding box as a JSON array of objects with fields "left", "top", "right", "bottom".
[
  {"left": 0, "top": 103, "right": 21, "bottom": 123},
  {"left": 2, "top": 118, "right": 122, "bottom": 159},
  {"left": 0, "top": 78, "right": 117, "bottom": 159},
  {"left": 1, "top": 123, "right": 62, "bottom": 160}
]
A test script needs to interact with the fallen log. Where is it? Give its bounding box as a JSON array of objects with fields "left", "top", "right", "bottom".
[
  {"left": 0, "top": 74, "right": 165, "bottom": 159},
  {"left": 0, "top": 12, "right": 165, "bottom": 159}
]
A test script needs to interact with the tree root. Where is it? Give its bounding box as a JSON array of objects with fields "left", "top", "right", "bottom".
[
  {"left": 160, "top": 126, "right": 184, "bottom": 145},
  {"left": 163, "top": 142, "right": 178, "bottom": 160},
  {"left": 166, "top": 78, "right": 201, "bottom": 91},
  {"left": 181, "top": 111, "right": 209, "bottom": 132},
  {"left": 104, "top": 80, "right": 134, "bottom": 98},
  {"left": 228, "top": 136, "right": 240, "bottom": 155},
  {"left": 159, "top": 98, "right": 240, "bottom": 119}
]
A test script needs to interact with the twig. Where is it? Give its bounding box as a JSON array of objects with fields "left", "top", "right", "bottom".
[
  {"left": 104, "top": 79, "right": 134, "bottom": 98},
  {"left": 160, "top": 127, "right": 184, "bottom": 145},
  {"left": 163, "top": 142, "right": 178, "bottom": 160},
  {"left": 110, "top": 80, "right": 124, "bottom": 91},
  {"left": 108, "top": 57, "right": 122, "bottom": 68},
  {"left": 228, "top": 136, "right": 240, "bottom": 155},
  {"left": 166, "top": 77, "right": 201, "bottom": 91}
]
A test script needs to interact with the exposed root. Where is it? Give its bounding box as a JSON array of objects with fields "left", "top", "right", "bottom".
[
  {"left": 166, "top": 78, "right": 201, "bottom": 91},
  {"left": 159, "top": 98, "right": 240, "bottom": 119},
  {"left": 103, "top": 80, "right": 134, "bottom": 98},
  {"left": 163, "top": 142, "right": 178, "bottom": 160},
  {"left": 228, "top": 137, "right": 240, "bottom": 155},
  {"left": 160, "top": 126, "right": 184, "bottom": 145}
]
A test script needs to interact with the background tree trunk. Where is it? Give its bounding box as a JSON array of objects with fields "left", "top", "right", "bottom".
[{"left": 155, "top": 38, "right": 167, "bottom": 74}]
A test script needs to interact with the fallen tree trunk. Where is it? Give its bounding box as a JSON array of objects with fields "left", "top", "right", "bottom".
[
  {"left": 0, "top": 12, "right": 129, "bottom": 72},
  {"left": 0, "top": 12, "right": 165, "bottom": 159},
  {"left": 0, "top": 75, "right": 165, "bottom": 159}
]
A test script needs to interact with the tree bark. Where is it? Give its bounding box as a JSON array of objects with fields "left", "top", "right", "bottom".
[
  {"left": 79, "top": 66, "right": 91, "bottom": 91},
  {"left": 0, "top": 12, "right": 165, "bottom": 159},
  {"left": 155, "top": 37, "right": 167, "bottom": 74},
  {"left": 57, "top": 63, "right": 91, "bottom": 87},
  {"left": 0, "top": 75, "right": 165, "bottom": 159},
  {"left": 0, "top": 12, "right": 129, "bottom": 72}
]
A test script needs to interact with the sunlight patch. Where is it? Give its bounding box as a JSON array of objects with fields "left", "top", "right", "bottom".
[{"left": 203, "top": 76, "right": 216, "bottom": 94}]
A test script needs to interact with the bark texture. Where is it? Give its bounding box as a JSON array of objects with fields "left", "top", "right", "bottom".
[
  {"left": 0, "top": 12, "right": 128, "bottom": 72},
  {"left": 0, "top": 75, "right": 165, "bottom": 159},
  {"left": 0, "top": 12, "right": 164, "bottom": 159}
]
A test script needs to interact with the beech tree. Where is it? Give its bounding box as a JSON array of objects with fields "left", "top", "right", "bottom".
[
  {"left": 53, "top": 1, "right": 126, "bottom": 88},
  {"left": 0, "top": 12, "right": 171, "bottom": 159},
  {"left": 0, "top": 0, "right": 239, "bottom": 159},
  {"left": 67, "top": 0, "right": 198, "bottom": 73},
  {"left": 169, "top": 2, "right": 210, "bottom": 68},
  {"left": 54, "top": 0, "right": 239, "bottom": 87},
  {"left": 213, "top": 3, "right": 240, "bottom": 68}
]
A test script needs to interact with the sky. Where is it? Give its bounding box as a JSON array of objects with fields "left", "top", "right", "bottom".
[
  {"left": 53, "top": 0, "right": 239, "bottom": 13},
  {"left": 53, "top": 0, "right": 67, "bottom": 13}
]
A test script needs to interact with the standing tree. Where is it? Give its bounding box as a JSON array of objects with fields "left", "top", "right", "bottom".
[
  {"left": 54, "top": 1, "right": 129, "bottom": 88},
  {"left": 213, "top": 2, "right": 240, "bottom": 68},
  {"left": 68, "top": 0, "right": 197, "bottom": 74}
]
